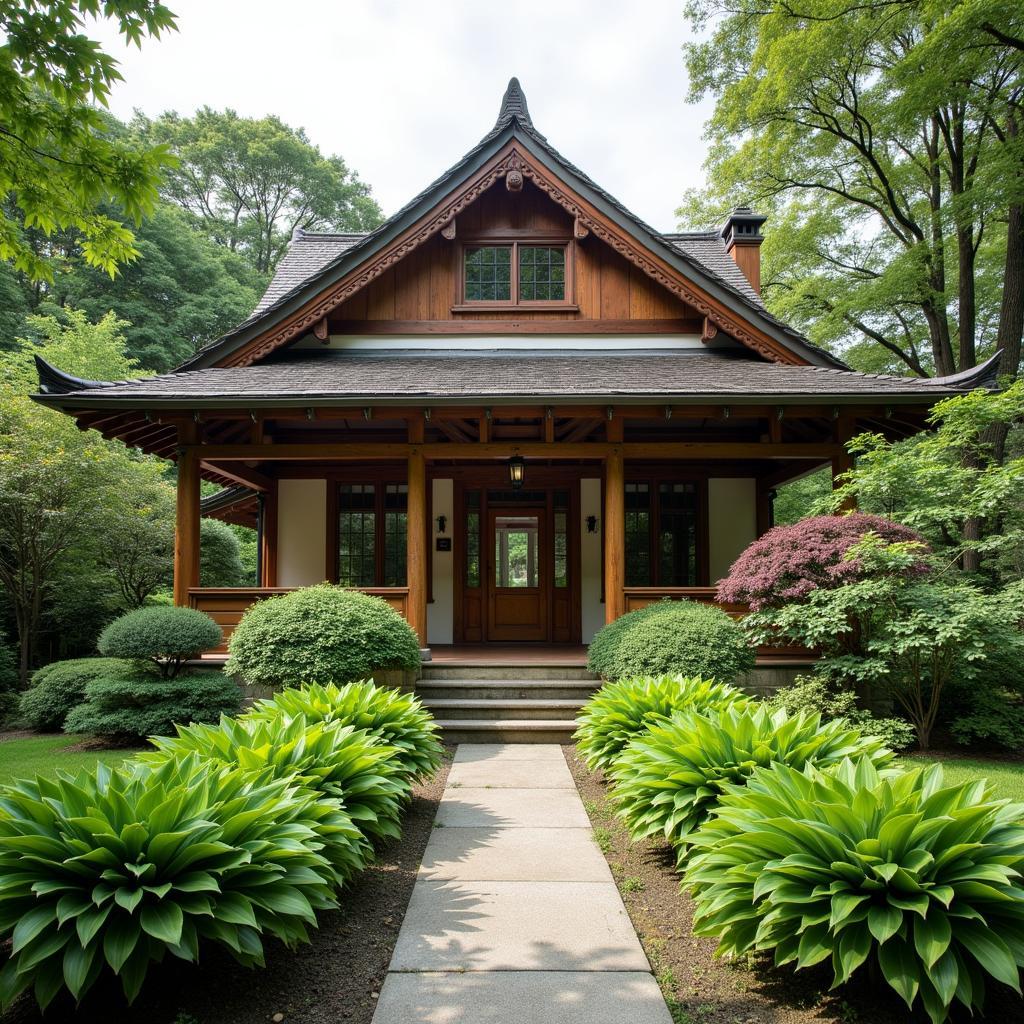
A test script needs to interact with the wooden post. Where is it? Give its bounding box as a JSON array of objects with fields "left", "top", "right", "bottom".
[
  {"left": 173, "top": 446, "right": 201, "bottom": 606},
  {"left": 260, "top": 481, "right": 278, "bottom": 587},
  {"left": 832, "top": 415, "right": 857, "bottom": 511},
  {"left": 604, "top": 415, "right": 625, "bottom": 624},
  {"left": 407, "top": 414, "right": 428, "bottom": 646}
]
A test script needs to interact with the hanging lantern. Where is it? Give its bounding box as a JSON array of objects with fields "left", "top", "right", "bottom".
[{"left": 508, "top": 455, "right": 526, "bottom": 490}]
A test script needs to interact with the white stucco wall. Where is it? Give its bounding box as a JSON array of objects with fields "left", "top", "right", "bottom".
[
  {"left": 277, "top": 479, "right": 327, "bottom": 587},
  {"left": 708, "top": 478, "right": 757, "bottom": 584},
  {"left": 580, "top": 478, "right": 604, "bottom": 643},
  {"left": 428, "top": 478, "right": 454, "bottom": 645}
]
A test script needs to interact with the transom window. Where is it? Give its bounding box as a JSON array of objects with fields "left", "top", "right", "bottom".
[
  {"left": 462, "top": 242, "right": 569, "bottom": 305},
  {"left": 337, "top": 483, "right": 407, "bottom": 587}
]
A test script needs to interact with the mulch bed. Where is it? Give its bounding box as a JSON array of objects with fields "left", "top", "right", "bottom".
[
  {"left": 1, "top": 746, "right": 453, "bottom": 1024},
  {"left": 563, "top": 744, "right": 1023, "bottom": 1024}
]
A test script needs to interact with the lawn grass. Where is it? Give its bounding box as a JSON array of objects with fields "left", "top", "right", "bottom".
[
  {"left": 902, "top": 753, "right": 1024, "bottom": 803},
  {"left": 0, "top": 734, "right": 144, "bottom": 785}
]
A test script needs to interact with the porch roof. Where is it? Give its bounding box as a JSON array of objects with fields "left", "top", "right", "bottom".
[{"left": 34, "top": 348, "right": 1002, "bottom": 411}]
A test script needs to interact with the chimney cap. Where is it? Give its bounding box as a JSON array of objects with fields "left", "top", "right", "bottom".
[{"left": 720, "top": 206, "right": 767, "bottom": 247}]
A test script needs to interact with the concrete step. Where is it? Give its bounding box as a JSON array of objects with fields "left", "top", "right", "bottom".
[
  {"left": 417, "top": 679, "right": 600, "bottom": 701},
  {"left": 421, "top": 698, "right": 586, "bottom": 721},
  {"left": 433, "top": 719, "right": 578, "bottom": 744},
  {"left": 420, "top": 663, "right": 595, "bottom": 681}
]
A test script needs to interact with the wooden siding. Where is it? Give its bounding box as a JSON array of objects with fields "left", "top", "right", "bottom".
[{"left": 328, "top": 181, "right": 696, "bottom": 326}]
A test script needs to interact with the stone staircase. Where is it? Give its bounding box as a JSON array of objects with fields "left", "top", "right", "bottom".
[{"left": 417, "top": 661, "right": 600, "bottom": 743}]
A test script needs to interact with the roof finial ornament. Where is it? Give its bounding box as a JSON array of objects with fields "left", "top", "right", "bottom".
[{"left": 494, "top": 77, "right": 534, "bottom": 131}]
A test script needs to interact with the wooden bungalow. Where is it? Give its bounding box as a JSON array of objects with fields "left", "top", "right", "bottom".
[{"left": 34, "top": 79, "right": 997, "bottom": 674}]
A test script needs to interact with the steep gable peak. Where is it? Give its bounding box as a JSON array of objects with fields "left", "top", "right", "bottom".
[{"left": 494, "top": 77, "right": 534, "bottom": 132}]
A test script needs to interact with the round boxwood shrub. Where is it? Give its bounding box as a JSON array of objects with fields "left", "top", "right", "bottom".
[
  {"left": 0, "top": 753, "right": 341, "bottom": 1011},
  {"left": 63, "top": 670, "right": 242, "bottom": 739},
  {"left": 98, "top": 606, "right": 222, "bottom": 678},
  {"left": 610, "top": 704, "right": 894, "bottom": 864},
  {"left": 574, "top": 675, "right": 750, "bottom": 772},
  {"left": 246, "top": 681, "right": 442, "bottom": 783},
  {"left": 18, "top": 657, "right": 136, "bottom": 731},
  {"left": 684, "top": 758, "right": 1024, "bottom": 1024},
  {"left": 587, "top": 601, "right": 755, "bottom": 683},
  {"left": 225, "top": 584, "right": 421, "bottom": 687}
]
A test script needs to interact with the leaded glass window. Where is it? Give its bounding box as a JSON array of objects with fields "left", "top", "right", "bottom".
[
  {"left": 625, "top": 483, "right": 651, "bottom": 586},
  {"left": 658, "top": 483, "right": 698, "bottom": 586},
  {"left": 464, "top": 246, "right": 511, "bottom": 301},
  {"left": 338, "top": 484, "right": 376, "bottom": 587},
  {"left": 554, "top": 490, "right": 569, "bottom": 588},
  {"left": 383, "top": 484, "right": 408, "bottom": 586},
  {"left": 519, "top": 246, "right": 565, "bottom": 301},
  {"left": 465, "top": 490, "right": 481, "bottom": 588}
]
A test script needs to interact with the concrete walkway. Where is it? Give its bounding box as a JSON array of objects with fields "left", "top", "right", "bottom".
[{"left": 372, "top": 744, "right": 673, "bottom": 1024}]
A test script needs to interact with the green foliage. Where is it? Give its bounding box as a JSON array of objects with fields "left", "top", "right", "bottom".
[
  {"left": 0, "top": 1, "right": 177, "bottom": 282},
  {"left": 0, "top": 753, "right": 341, "bottom": 1010},
  {"left": 135, "top": 107, "right": 382, "bottom": 275},
  {"left": 199, "top": 517, "right": 247, "bottom": 588},
  {"left": 766, "top": 675, "right": 916, "bottom": 752},
  {"left": 684, "top": 758, "right": 1024, "bottom": 1024},
  {"left": 63, "top": 671, "right": 242, "bottom": 739},
  {"left": 18, "top": 657, "right": 135, "bottom": 731},
  {"left": 98, "top": 607, "right": 222, "bottom": 679},
  {"left": 246, "top": 681, "right": 442, "bottom": 784},
  {"left": 145, "top": 714, "right": 408, "bottom": 848},
  {"left": 947, "top": 686, "right": 1024, "bottom": 750},
  {"left": 0, "top": 638, "right": 19, "bottom": 722},
  {"left": 587, "top": 601, "right": 755, "bottom": 683},
  {"left": 225, "top": 584, "right": 421, "bottom": 687},
  {"left": 610, "top": 705, "right": 894, "bottom": 864},
  {"left": 574, "top": 675, "right": 750, "bottom": 772}
]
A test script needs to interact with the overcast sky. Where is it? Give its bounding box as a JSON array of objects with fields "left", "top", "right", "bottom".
[{"left": 88, "top": 0, "right": 715, "bottom": 231}]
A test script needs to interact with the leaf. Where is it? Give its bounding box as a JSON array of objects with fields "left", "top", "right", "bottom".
[
  {"left": 867, "top": 905, "right": 903, "bottom": 945},
  {"left": 11, "top": 906, "right": 56, "bottom": 954},
  {"left": 955, "top": 920, "right": 1021, "bottom": 991},
  {"left": 878, "top": 938, "right": 920, "bottom": 1008},
  {"left": 62, "top": 942, "right": 95, "bottom": 1001},
  {"left": 913, "top": 912, "right": 952, "bottom": 970},
  {"left": 139, "top": 902, "right": 184, "bottom": 946},
  {"left": 103, "top": 914, "right": 140, "bottom": 973}
]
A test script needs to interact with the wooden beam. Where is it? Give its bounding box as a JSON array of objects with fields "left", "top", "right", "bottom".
[
  {"left": 184, "top": 441, "right": 843, "bottom": 462},
  {"left": 604, "top": 447, "right": 625, "bottom": 623},
  {"left": 201, "top": 460, "right": 272, "bottom": 492},
  {"left": 832, "top": 415, "right": 857, "bottom": 510},
  {"left": 407, "top": 449, "right": 428, "bottom": 646},
  {"left": 329, "top": 318, "right": 702, "bottom": 335},
  {"left": 173, "top": 446, "right": 201, "bottom": 606}
]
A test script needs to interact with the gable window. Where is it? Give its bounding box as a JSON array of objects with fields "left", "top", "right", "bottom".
[
  {"left": 460, "top": 241, "right": 572, "bottom": 308},
  {"left": 337, "top": 483, "right": 407, "bottom": 587}
]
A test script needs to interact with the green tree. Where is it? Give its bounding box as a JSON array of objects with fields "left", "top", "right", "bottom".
[
  {"left": 134, "top": 107, "right": 383, "bottom": 275},
  {"left": 0, "top": 1, "right": 177, "bottom": 282},
  {"left": 199, "top": 518, "right": 246, "bottom": 587},
  {"left": 679, "top": 0, "right": 1024, "bottom": 377}
]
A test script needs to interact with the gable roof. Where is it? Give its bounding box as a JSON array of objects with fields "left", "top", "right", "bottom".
[{"left": 181, "top": 78, "right": 846, "bottom": 372}]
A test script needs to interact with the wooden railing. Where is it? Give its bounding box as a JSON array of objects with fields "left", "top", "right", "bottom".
[{"left": 189, "top": 587, "right": 411, "bottom": 655}]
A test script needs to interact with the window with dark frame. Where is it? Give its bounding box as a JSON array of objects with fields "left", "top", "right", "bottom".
[
  {"left": 624, "top": 480, "right": 699, "bottom": 587},
  {"left": 462, "top": 242, "right": 569, "bottom": 305},
  {"left": 337, "top": 482, "right": 408, "bottom": 587}
]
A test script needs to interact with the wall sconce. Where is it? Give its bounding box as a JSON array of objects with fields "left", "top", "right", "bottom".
[
  {"left": 436, "top": 514, "right": 447, "bottom": 534},
  {"left": 508, "top": 454, "right": 526, "bottom": 490},
  {"left": 586, "top": 515, "right": 599, "bottom": 534}
]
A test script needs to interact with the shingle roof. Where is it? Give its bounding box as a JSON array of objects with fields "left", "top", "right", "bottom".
[
  {"left": 33, "top": 349, "right": 986, "bottom": 408},
  {"left": 253, "top": 232, "right": 364, "bottom": 314},
  {"left": 663, "top": 233, "right": 764, "bottom": 308}
]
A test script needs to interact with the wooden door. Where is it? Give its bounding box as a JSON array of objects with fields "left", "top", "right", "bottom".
[{"left": 486, "top": 506, "right": 547, "bottom": 641}]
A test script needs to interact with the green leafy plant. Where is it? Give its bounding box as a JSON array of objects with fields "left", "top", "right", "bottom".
[
  {"left": 766, "top": 675, "right": 915, "bottom": 752},
  {"left": 610, "top": 704, "right": 894, "bottom": 864},
  {"left": 63, "top": 671, "right": 242, "bottom": 739},
  {"left": 18, "top": 657, "right": 136, "bottom": 731},
  {"left": 0, "top": 753, "right": 341, "bottom": 1010},
  {"left": 144, "top": 714, "right": 407, "bottom": 848},
  {"left": 98, "top": 607, "right": 222, "bottom": 678},
  {"left": 684, "top": 758, "right": 1024, "bottom": 1024},
  {"left": 224, "top": 584, "right": 421, "bottom": 687},
  {"left": 574, "top": 675, "right": 750, "bottom": 772},
  {"left": 587, "top": 601, "right": 755, "bottom": 683},
  {"left": 246, "top": 681, "right": 442, "bottom": 783}
]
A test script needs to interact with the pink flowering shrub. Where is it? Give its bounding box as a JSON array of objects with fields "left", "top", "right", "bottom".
[{"left": 716, "top": 513, "right": 928, "bottom": 610}]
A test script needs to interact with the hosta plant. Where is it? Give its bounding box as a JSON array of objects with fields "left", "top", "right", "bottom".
[
  {"left": 144, "top": 714, "right": 407, "bottom": 847},
  {"left": 574, "top": 675, "right": 750, "bottom": 772},
  {"left": 246, "top": 681, "right": 442, "bottom": 783},
  {"left": 684, "top": 759, "right": 1024, "bottom": 1024},
  {"left": 0, "top": 754, "right": 339, "bottom": 1010},
  {"left": 610, "top": 705, "right": 893, "bottom": 864}
]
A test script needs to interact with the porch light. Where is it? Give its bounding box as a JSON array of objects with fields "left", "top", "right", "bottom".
[{"left": 508, "top": 455, "right": 526, "bottom": 490}]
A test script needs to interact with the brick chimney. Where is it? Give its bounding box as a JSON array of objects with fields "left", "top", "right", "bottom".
[{"left": 720, "top": 207, "right": 767, "bottom": 293}]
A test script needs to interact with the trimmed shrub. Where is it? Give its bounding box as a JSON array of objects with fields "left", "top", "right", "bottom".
[
  {"left": 18, "top": 657, "right": 135, "bottom": 731},
  {"left": 98, "top": 606, "right": 222, "bottom": 678},
  {"left": 716, "top": 512, "right": 928, "bottom": 611},
  {"left": 246, "top": 681, "right": 442, "bottom": 783},
  {"left": 225, "top": 584, "right": 421, "bottom": 687},
  {"left": 766, "top": 674, "right": 916, "bottom": 752},
  {"left": 0, "top": 754, "right": 341, "bottom": 1010},
  {"left": 610, "top": 704, "right": 894, "bottom": 864},
  {"left": 684, "top": 758, "right": 1024, "bottom": 1024},
  {"left": 574, "top": 675, "right": 750, "bottom": 772},
  {"left": 63, "top": 671, "right": 242, "bottom": 739},
  {"left": 587, "top": 601, "right": 755, "bottom": 683},
  {"left": 144, "top": 714, "right": 407, "bottom": 847},
  {"left": 199, "top": 517, "right": 247, "bottom": 587}
]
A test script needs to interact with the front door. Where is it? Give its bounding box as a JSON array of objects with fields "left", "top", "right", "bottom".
[{"left": 486, "top": 506, "right": 547, "bottom": 641}]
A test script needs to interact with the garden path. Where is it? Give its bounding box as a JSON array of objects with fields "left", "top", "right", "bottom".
[{"left": 371, "top": 743, "right": 672, "bottom": 1023}]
